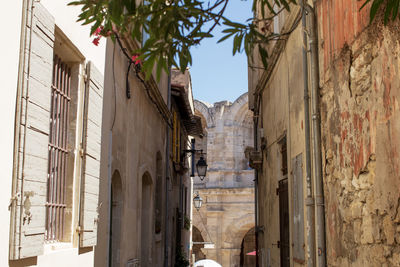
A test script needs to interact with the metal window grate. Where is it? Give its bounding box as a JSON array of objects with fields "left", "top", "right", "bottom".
[{"left": 46, "top": 56, "right": 71, "bottom": 241}]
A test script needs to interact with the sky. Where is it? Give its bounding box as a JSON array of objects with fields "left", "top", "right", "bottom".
[{"left": 190, "top": 0, "right": 253, "bottom": 105}]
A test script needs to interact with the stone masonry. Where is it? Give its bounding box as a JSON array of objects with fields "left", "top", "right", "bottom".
[{"left": 191, "top": 93, "right": 255, "bottom": 267}]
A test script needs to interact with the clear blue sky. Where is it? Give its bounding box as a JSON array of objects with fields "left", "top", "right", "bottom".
[{"left": 190, "top": 0, "right": 253, "bottom": 104}]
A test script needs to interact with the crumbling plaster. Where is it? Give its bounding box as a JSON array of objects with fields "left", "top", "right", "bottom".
[{"left": 320, "top": 20, "right": 400, "bottom": 267}]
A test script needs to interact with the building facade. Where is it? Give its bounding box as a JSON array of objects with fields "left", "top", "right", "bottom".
[
  {"left": 192, "top": 94, "right": 256, "bottom": 267},
  {"left": 5, "top": 1, "right": 104, "bottom": 266},
  {"left": 94, "top": 37, "right": 202, "bottom": 267},
  {"left": 249, "top": 1, "right": 400, "bottom": 267}
]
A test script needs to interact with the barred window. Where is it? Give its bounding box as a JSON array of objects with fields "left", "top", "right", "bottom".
[{"left": 46, "top": 56, "right": 71, "bottom": 241}]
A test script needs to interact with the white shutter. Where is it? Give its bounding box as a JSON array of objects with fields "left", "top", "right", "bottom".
[
  {"left": 79, "top": 61, "right": 103, "bottom": 247},
  {"left": 9, "top": 2, "right": 55, "bottom": 260}
]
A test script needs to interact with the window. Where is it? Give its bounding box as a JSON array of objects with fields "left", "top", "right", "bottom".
[
  {"left": 46, "top": 56, "right": 71, "bottom": 241},
  {"left": 279, "top": 136, "right": 288, "bottom": 176},
  {"left": 172, "top": 111, "right": 181, "bottom": 163},
  {"left": 9, "top": 2, "right": 104, "bottom": 259}
]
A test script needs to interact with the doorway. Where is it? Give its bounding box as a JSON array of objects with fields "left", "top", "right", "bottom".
[
  {"left": 141, "top": 172, "right": 153, "bottom": 266},
  {"left": 278, "top": 179, "right": 290, "bottom": 267},
  {"left": 109, "top": 170, "right": 122, "bottom": 267}
]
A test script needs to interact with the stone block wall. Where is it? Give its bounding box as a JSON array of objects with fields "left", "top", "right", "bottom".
[{"left": 319, "top": 10, "right": 400, "bottom": 266}]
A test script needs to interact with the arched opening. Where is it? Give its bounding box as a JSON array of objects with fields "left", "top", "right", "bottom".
[
  {"left": 192, "top": 225, "right": 206, "bottom": 262},
  {"left": 141, "top": 172, "right": 153, "bottom": 266},
  {"left": 109, "top": 170, "right": 123, "bottom": 267},
  {"left": 233, "top": 103, "right": 253, "bottom": 171},
  {"left": 154, "top": 153, "right": 163, "bottom": 266},
  {"left": 239, "top": 227, "right": 256, "bottom": 267}
]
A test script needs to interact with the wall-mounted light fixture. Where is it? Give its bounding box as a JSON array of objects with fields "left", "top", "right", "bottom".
[
  {"left": 182, "top": 139, "right": 208, "bottom": 180},
  {"left": 193, "top": 192, "right": 203, "bottom": 211}
]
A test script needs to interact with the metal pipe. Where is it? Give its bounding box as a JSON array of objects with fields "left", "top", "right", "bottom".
[
  {"left": 300, "top": 1, "right": 315, "bottom": 266},
  {"left": 253, "top": 98, "right": 259, "bottom": 267},
  {"left": 191, "top": 139, "right": 195, "bottom": 177},
  {"left": 305, "top": 4, "right": 326, "bottom": 266},
  {"left": 164, "top": 66, "right": 172, "bottom": 267}
]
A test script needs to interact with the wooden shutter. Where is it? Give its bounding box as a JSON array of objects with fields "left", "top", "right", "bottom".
[
  {"left": 292, "top": 153, "right": 305, "bottom": 262},
  {"left": 79, "top": 61, "right": 103, "bottom": 247},
  {"left": 9, "top": 2, "right": 55, "bottom": 260}
]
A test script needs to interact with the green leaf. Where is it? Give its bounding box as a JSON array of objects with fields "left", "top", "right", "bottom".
[
  {"left": 392, "top": 0, "right": 400, "bottom": 20},
  {"left": 218, "top": 32, "right": 235, "bottom": 43},
  {"left": 369, "top": 0, "right": 384, "bottom": 23},
  {"left": 258, "top": 45, "right": 268, "bottom": 69}
]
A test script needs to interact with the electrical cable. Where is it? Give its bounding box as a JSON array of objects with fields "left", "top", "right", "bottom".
[{"left": 114, "top": 34, "right": 172, "bottom": 129}]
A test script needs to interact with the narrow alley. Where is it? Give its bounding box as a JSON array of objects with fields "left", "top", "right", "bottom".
[{"left": 2, "top": 1, "right": 400, "bottom": 267}]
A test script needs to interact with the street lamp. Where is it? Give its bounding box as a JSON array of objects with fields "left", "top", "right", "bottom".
[
  {"left": 196, "top": 156, "right": 208, "bottom": 180},
  {"left": 193, "top": 192, "right": 203, "bottom": 210},
  {"left": 183, "top": 139, "right": 208, "bottom": 180}
]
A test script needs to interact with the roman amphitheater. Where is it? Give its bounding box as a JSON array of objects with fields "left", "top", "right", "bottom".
[{"left": 192, "top": 93, "right": 256, "bottom": 267}]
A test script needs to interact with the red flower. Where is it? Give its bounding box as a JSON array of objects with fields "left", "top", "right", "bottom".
[
  {"left": 93, "top": 26, "right": 103, "bottom": 36},
  {"left": 92, "top": 37, "right": 100, "bottom": 46},
  {"left": 131, "top": 54, "right": 141, "bottom": 65}
]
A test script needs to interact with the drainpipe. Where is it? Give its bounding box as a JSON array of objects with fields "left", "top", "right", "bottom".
[
  {"left": 300, "top": 1, "right": 315, "bottom": 266},
  {"left": 305, "top": 3, "right": 326, "bottom": 266},
  {"left": 164, "top": 67, "right": 172, "bottom": 267},
  {"left": 253, "top": 97, "right": 259, "bottom": 267}
]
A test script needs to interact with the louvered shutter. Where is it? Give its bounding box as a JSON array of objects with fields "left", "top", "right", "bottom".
[
  {"left": 79, "top": 62, "right": 103, "bottom": 247},
  {"left": 9, "top": 2, "right": 55, "bottom": 260}
]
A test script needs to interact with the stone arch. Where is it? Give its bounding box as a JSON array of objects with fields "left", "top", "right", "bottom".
[
  {"left": 229, "top": 92, "right": 249, "bottom": 122},
  {"left": 240, "top": 227, "right": 256, "bottom": 267},
  {"left": 223, "top": 213, "right": 255, "bottom": 249},
  {"left": 141, "top": 171, "right": 153, "bottom": 265},
  {"left": 227, "top": 93, "right": 254, "bottom": 171},
  {"left": 194, "top": 100, "right": 215, "bottom": 128},
  {"left": 110, "top": 170, "right": 123, "bottom": 267},
  {"left": 192, "top": 225, "right": 206, "bottom": 261}
]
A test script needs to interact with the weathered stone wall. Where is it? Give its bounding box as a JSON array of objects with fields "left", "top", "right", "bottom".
[
  {"left": 318, "top": 6, "right": 400, "bottom": 266},
  {"left": 192, "top": 94, "right": 255, "bottom": 267}
]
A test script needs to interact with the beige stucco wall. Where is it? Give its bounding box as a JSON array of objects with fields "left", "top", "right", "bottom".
[
  {"left": 192, "top": 95, "right": 255, "bottom": 267},
  {"left": 256, "top": 24, "right": 307, "bottom": 267},
  {"left": 95, "top": 40, "right": 169, "bottom": 267}
]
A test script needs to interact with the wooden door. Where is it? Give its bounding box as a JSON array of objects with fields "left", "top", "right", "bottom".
[{"left": 278, "top": 179, "right": 290, "bottom": 267}]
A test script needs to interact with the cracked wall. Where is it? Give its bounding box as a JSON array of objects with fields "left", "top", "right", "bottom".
[{"left": 319, "top": 9, "right": 400, "bottom": 266}]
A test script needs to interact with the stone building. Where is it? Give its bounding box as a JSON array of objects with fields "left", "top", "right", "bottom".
[
  {"left": 248, "top": 1, "right": 400, "bottom": 267},
  {"left": 191, "top": 93, "right": 256, "bottom": 267},
  {"left": 94, "top": 35, "right": 202, "bottom": 267},
  {"left": 3, "top": 2, "right": 104, "bottom": 266}
]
